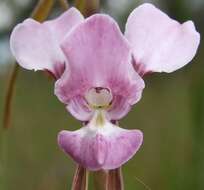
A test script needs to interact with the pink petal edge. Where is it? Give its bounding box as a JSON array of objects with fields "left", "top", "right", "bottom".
[
  {"left": 10, "top": 7, "right": 84, "bottom": 78},
  {"left": 55, "top": 14, "right": 145, "bottom": 120},
  {"left": 58, "top": 125, "right": 143, "bottom": 171},
  {"left": 125, "top": 3, "right": 200, "bottom": 75}
]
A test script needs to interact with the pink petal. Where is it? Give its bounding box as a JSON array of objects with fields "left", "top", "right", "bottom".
[
  {"left": 55, "top": 14, "right": 144, "bottom": 120},
  {"left": 107, "top": 95, "right": 132, "bottom": 121},
  {"left": 66, "top": 96, "right": 93, "bottom": 121},
  {"left": 58, "top": 124, "right": 143, "bottom": 171},
  {"left": 125, "top": 3, "right": 200, "bottom": 75},
  {"left": 45, "top": 8, "right": 84, "bottom": 43},
  {"left": 10, "top": 8, "right": 84, "bottom": 78}
]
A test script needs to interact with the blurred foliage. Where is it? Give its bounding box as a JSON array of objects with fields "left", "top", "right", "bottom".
[{"left": 0, "top": 0, "right": 204, "bottom": 190}]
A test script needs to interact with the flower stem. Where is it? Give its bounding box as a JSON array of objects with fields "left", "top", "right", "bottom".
[
  {"left": 93, "top": 170, "right": 107, "bottom": 190},
  {"left": 31, "top": 0, "right": 55, "bottom": 22},
  {"left": 3, "top": 64, "right": 19, "bottom": 129},
  {"left": 75, "top": 0, "right": 100, "bottom": 17},
  {"left": 71, "top": 165, "right": 89, "bottom": 190},
  {"left": 106, "top": 167, "right": 124, "bottom": 190},
  {"left": 3, "top": 0, "right": 55, "bottom": 129},
  {"left": 58, "top": 0, "right": 69, "bottom": 10}
]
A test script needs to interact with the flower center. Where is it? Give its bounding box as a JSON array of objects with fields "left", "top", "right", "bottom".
[
  {"left": 89, "top": 110, "right": 107, "bottom": 127},
  {"left": 85, "top": 87, "right": 113, "bottom": 109}
]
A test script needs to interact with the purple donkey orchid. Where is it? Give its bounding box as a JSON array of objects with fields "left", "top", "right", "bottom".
[{"left": 10, "top": 3, "right": 200, "bottom": 171}]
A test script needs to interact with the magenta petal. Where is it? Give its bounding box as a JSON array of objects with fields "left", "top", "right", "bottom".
[
  {"left": 125, "top": 3, "right": 200, "bottom": 75},
  {"left": 55, "top": 14, "right": 145, "bottom": 120},
  {"left": 10, "top": 8, "right": 84, "bottom": 78},
  {"left": 58, "top": 124, "right": 143, "bottom": 171}
]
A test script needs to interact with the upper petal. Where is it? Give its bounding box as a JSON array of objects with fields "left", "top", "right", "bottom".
[
  {"left": 44, "top": 7, "right": 84, "bottom": 43},
  {"left": 58, "top": 120, "right": 143, "bottom": 171},
  {"left": 125, "top": 3, "right": 200, "bottom": 75},
  {"left": 55, "top": 14, "right": 145, "bottom": 120},
  {"left": 10, "top": 8, "right": 84, "bottom": 78}
]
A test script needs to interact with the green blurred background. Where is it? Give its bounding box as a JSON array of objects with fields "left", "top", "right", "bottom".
[{"left": 0, "top": 0, "right": 204, "bottom": 189}]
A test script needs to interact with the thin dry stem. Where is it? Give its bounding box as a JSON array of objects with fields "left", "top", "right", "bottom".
[
  {"left": 75, "top": 0, "right": 99, "bottom": 17},
  {"left": 3, "top": 64, "right": 19, "bottom": 129},
  {"left": 93, "top": 170, "right": 108, "bottom": 190},
  {"left": 135, "top": 176, "right": 152, "bottom": 190},
  {"left": 3, "top": 0, "right": 55, "bottom": 129},
  {"left": 75, "top": 0, "right": 85, "bottom": 13},
  {"left": 71, "top": 165, "right": 89, "bottom": 190},
  {"left": 31, "top": 0, "right": 55, "bottom": 22},
  {"left": 58, "top": 0, "right": 69, "bottom": 10},
  {"left": 106, "top": 167, "right": 124, "bottom": 190}
]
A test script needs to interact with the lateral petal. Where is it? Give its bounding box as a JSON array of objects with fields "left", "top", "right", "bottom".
[
  {"left": 10, "top": 8, "right": 84, "bottom": 78},
  {"left": 125, "top": 3, "right": 200, "bottom": 75}
]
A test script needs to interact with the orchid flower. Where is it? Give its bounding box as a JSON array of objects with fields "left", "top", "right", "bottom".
[{"left": 10, "top": 3, "right": 200, "bottom": 171}]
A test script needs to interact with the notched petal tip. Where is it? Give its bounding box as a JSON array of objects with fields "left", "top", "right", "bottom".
[
  {"left": 45, "top": 6, "right": 84, "bottom": 43},
  {"left": 182, "top": 20, "right": 200, "bottom": 42},
  {"left": 57, "top": 122, "right": 143, "bottom": 171},
  {"left": 135, "top": 2, "right": 156, "bottom": 9},
  {"left": 10, "top": 19, "right": 37, "bottom": 70},
  {"left": 67, "top": 7, "right": 84, "bottom": 19},
  {"left": 125, "top": 3, "right": 200, "bottom": 75},
  {"left": 10, "top": 18, "right": 66, "bottom": 77},
  {"left": 10, "top": 7, "right": 84, "bottom": 78}
]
